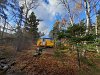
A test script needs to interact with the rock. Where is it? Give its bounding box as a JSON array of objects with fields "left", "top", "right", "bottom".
[
  {"left": 0, "top": 58, "right": 16, "bottom": 72},
  {"left": 2, "top": 65, "right": 9, "bottom": 71},
  {"left": 33, "top": 47, "right": 43, "bottom": 57}
]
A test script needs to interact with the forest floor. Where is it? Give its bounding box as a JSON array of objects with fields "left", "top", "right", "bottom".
[{"left": 0, "top": 45, "right": 100, "bottom": 75}]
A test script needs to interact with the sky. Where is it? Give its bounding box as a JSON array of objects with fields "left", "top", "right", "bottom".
[
  {"left": 1, "top": 0, "right": 100, "bottom": 35},
  {"left": 32, "top": 0, "right": 99, "bottom": 35},
  {"left": 33, "top": 0, "right": 66, "bottom": 35},
  {"left": 34, "top": 0, "right": 100, "bottom": 36}
]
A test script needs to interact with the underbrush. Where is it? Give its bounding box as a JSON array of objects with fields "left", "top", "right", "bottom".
[
  {"left": 1, "top": 45, "right": 99, "bottom": 75},
  {"left": 53, "top": 47, "right": 100, "bottom": 75},
  {"left": 0, "top": 45, "right": 16, "bottom": 58},
  {"left": 8, "top": 51, "right": 78, "bottom": 75}
]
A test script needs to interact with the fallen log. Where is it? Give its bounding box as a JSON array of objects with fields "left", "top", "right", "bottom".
[{"left": 0, "top": 58, "right": 16, "bottom": 72}]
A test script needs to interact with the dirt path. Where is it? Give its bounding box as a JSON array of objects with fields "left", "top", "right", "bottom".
[
  {"left": 42, "top": 47, "right": 55, "bottom": 55},
  {"left": 3, "top": 46, "right": 100, "bottom": 75},
  {"left": 6, "top": 47, "right": 78, "bottom": 75}
]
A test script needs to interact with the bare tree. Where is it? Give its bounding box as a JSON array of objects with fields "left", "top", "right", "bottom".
[
  {"left": 84, "top": 0, "right": 91, "bottom": 34},
  {"left": 93, "top": 0, "right": 100, "bottom": 53},
  {"left": 60, "top": 0, "right": 74, "bottom": 26},
  {"left": 11, "top": 0, "right": 40, "bottom": 51},
  {"left": 73, "top": 0, "right": 100, "bottom": 54},
  {"left": 1, "top": 18, "right": 7, "bottom": 39},
  {"left": 19, "top": 0, "right": 39, "bottom": 23},
  {"left": 0, "top": 0, "right": 18, "bottom": 39}
]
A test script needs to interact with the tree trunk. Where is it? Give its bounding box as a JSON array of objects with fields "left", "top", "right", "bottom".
[
  {"left": 84, "top": 0, "right": 91, "bottom": 34},
  {"left": 0, "top": 26, "right": 1, "bottom": 37},
  {"left": 94, "top": 5, "right": 99, "bottom": 53},
  {"left": 1, "top": 19, "right": 6, "bottom": 39},
  {"left": 76, "top": 45, "right": 81, "bottom": 68},
  {"left": 66, "top": 1, "right": 74, "bottom": 26},
  {"left": 62, "top": 0, "right": 74, "bottom": 26}
]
